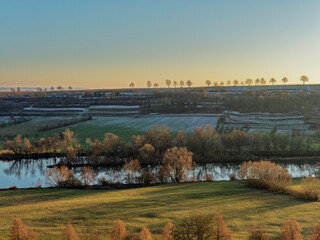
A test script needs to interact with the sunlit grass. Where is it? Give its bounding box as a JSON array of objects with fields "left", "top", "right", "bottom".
[{"left": 0, "top": 181, "right": 319, "bottom": 239}]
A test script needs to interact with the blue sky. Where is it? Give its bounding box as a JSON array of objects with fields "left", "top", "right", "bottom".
[{"left": 0, "top": 0, "right": 319, "bottom": 88}]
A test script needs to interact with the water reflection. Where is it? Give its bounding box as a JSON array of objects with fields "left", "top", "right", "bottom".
[{"left": 0, "top": 159, "right": 318, "bottom": 188}]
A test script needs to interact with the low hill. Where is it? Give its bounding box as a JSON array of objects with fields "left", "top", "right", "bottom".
[{"left": 0, "top": 181, "right": 319, "bottom": 239}]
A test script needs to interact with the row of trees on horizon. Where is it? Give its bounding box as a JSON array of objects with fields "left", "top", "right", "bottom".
[
  {"left": 129, "top": 75, "right": 309, "bottom": 89},
  {"left": 5, "top": 76, "right": 310, "bottom": 93}
]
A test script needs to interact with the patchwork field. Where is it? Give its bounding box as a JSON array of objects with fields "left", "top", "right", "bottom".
[
  {"left": 1, "top": 116, "right": 220, "bottom": 144},
  {"left": 0, "top": 181, "right": 318, "bottom": 240}
]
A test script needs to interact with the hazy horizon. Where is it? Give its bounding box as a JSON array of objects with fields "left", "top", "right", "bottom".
[{"left": 1, "top": 0, "right": 320, "bottom": 89}]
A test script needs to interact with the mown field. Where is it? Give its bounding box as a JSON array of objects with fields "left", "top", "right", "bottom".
[{"left": 0, "top": 181, "right": 319, "bottom": 240}]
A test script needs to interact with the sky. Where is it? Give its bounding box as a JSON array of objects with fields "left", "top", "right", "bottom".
[{"left": 0, "top": 0, "right": 320, "bottom": 89}]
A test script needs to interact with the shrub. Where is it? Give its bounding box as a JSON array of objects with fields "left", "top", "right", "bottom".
[
  {"left": 140, "top": 171, "right": 156, "bottom": 184},
  {"left": 301, "top": 177, "right": 320, "bottom": 201},
  {"left": 11, "top": 219, "right": 37, "bottom": 240},
  {"left": 205, "top": 173, "right": 214, "bottom": 182},
  {"left": 61, "top": 222, "right": 79, "bottom": 240},
  {"left": 279, "top": 219, "right": 303, "bottom": 240},
  {"left": 123, "top": 160, "right": 141, "bottom": 184},
  {"left": 238, "top": 160, "right": 292, "bottom": 192},
  {"left": 228, "top": 173, "right": 236, "bottom": 181},
  {"left": 79, "top": 166, "right": 97, "bottom": 186},
  {"left": 98, "top": 176, "right": 108, "bottom": 186},
  {"left": 311, "top": 221, "right": 320, "bottom": 240},
  {"left": 173, "top": 214, "right": 214, "bottom": 240},
  {"left": 45, "top": 166, "right": 73, "bottom": 187},
  {"left": 248, "top": 224, "right": 268, "bottom": 240},
  {"left": 162, "top": 222, "right": 175, "bottom": 240},
  {"left": 140, "top": 227, "right": 152, "bottom": 240},
  {"left": 109, "top": 220, "right": 127, "bottom": 240}
]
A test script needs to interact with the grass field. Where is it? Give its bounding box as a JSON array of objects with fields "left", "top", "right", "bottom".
[
  {"left": 0, "top": 181, "right": 319, "bottom": 240},
  {"left": 1, "top": 116, "right": 219, "bottom": 144}
]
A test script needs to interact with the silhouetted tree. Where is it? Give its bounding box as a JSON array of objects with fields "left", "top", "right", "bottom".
[
  {"left": 282, "top": 77, "right": 288, "bottom": 85},
  {"left": 186, "top": 80, "right": 193, "bottom": 88},
  {"left": 166, "top": 79, "right": 172, "bottom": 88},
  {"left": 300, "top": 75, "right": 308, "bottom": 85},
  {"left": 269, "top": 78, "right": 276, "bottom": 85}
]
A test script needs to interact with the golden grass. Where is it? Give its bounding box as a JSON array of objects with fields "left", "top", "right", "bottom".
[{"left": 0, "top": 181, "right": 319, "bottom": 239}]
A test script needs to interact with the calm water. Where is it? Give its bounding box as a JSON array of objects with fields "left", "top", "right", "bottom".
[{"left": 0, "top": 159, "right": 318, "bottom": 188}]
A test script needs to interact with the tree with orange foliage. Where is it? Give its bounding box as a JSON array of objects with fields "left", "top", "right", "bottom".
[
  {"left": 279, "top": 219, "right": 303, "bottom": 240},
  {"left": 161, "top": 147, "right": 195, "bottom": 182},
  {"left": 109, "top": 220, "right": 127, "bottom": 240},
  {"left": 162, "top": 222, "right": 175, "bottom": 240},
  {"left": 11, "top": 218, "right": 37, "bottom": 240},
  {"left": 140, "top": 228, "right": 152, "bottom": 240},
  {"left": 212, "top": 212, "right": 231, "bottom": 240},
  {"left": 61, "top": 222, "right": 79, "bottom": 240},
  {"left": 311, "top": 221, "right": 320, "bottom": 240}
]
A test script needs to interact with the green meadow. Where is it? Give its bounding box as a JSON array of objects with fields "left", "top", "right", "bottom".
[{"left": 0, "top": 181, "right": 319, "bottom": 240}]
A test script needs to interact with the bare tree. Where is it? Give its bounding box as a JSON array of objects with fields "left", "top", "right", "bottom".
[
  {"left": 180, "top": 80, "right": 185, "bottom": 88},
  {"left": 245, "top": 79, "right": 253, "bottom": 86},
  {"left": 269, "top": 78, "right": 276, "bottom": 85},
  {"left": 166, "top": 79, "right": 172, "bottom": 88},
  {"left": 205, "top": 80, "right": 211, "bottom": 87},
  {"left": 147, "top": 80, "right": 152, "bottom": 88},
  {"left": 260, "top": 78, "right": 266, "bottom": 85},
  {"left": 300, "top": 75, "right": 308, "bottom": 85},
  {"left": 161, "top": 147, "right": 195, "bottom": 182},
  {"left": 186, "top": 80, "right": 193, "bottom": 88},
  {"left": 282, "top": 77, "right": 288, "bottom": 85}
]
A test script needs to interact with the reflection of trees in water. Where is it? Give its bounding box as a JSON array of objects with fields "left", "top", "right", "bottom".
[
  {"left": 191, "top": 163, "right": 241, "bottom": 181},
  {"left": 1, "top": 159, "right": 319, "bottom": 184},
  {"left": 3, "top": 158, "right": 58, "bottom": 179}
]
